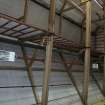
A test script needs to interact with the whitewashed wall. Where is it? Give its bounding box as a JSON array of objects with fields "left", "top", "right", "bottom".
[
  {"left": 0, "top": 0, "right": 103, "bottom": 105},
  {"left": 0, "top": 42, "right": 104, "bottom": 105}
]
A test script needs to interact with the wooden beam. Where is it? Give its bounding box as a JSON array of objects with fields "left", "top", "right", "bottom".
[
  {"left": 103, "top": 1, "right": 105, "bottom": 96},
  {"left": 41, "top": 37, "right": 53, "bottom": 105},
  {"left": 60, "top": 0, "right": 67, "bottom": 13},
  {"left": 82, "top": 1, "right": 91, "bottom": 105},
  {"left": 80, "top": 17, "right": 85, "bottom": 45},
  {"left": 41, "top": 0, "right": 56, "bottom": 105},
  {"left": 23, "top": 0, "right": 29, "bottom": 22},
  {"left": 66, "top": 0, "right": 85, "bottom": 15},
  {"left": 59, "top": 53, "right": 84, "bottom": 105},
  {"left": 59, "top": 0, "right": 67, "bottom": 35},
  {"left": 20, "top": 45, "right": 39, "bottom": 105}
]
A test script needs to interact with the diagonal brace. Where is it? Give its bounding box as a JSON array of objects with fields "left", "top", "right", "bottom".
[
  {"left": 20, "top": 44, "right": 39, "bottom": 105},
  {"left": 59, "top": 52, "right": 84, "bottom": 105}
]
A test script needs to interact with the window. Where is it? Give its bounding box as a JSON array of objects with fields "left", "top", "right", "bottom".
[
  {"left": 0, "top": 50, "right": 15, "bottom": 61},
  {"left": 92, "top": 63, "right": 98, "bottom": 69}
]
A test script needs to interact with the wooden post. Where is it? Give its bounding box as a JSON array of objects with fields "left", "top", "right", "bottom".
[
  {"left": 20, "top": 1, "right": 39, "bottom": 104},
  {"left": 20, "top": 45, "right": 39, "bottom": 105},
  {"left": 91, "top": 73, "right": 104, "bottom": 96},
  {"left": 23, "top": 0, "right": 29, "bottom": 22},
  {"left": 59, "top": 14, "right": 63, "bottom": 35},
  {"left": 18, "top": 0, "right": 29, "bottom": 21},
  {"left": 80, "top": 17, "right": 85, "bottom": 45},
  {"left": 103, "top": 1, "right": 105, "bottom": 96},
  {"left": 82, "top": 1, "right": 91, "bottom": 105},
  {"left": 41, "top": 0, "right": 56, "bottom": 105},
  {"left": 59, "top": 0, "right": 67, "bottom": 35}
]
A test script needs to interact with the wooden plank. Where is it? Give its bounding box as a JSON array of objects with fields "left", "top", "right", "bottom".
[
  {"left": 0, "top": 24, "right": 20, "bottom": 34},
  {"left": 0, "top": 20, "right": 11, "bottom": 28}
]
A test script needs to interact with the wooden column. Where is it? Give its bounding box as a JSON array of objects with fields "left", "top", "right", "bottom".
[
  {"left": 59, "top": 0, "right": 67, "bottom": 35},
  {"left": 23, "top": 0, "right": 29, "bottom": 22},
  {"left": 80, "top": 17, "right": 85, "bottom": 45},
  {"left": 20, "top": 0, "right": 39, "bottom": 104},
  {"left": 103, "top": 1, "right": 105, "bottom": 96},
  {"left": 18, "top": 0, "right": 29, "bottom": 21},
  {"left": 41, "top": 0, "right": 56, "bottom": 105},
  {"left": 59, "top": 14, "right": 63, "bottom": 35},
  {"left": 82, "top": 1, "right": 91, "bottom": 105}
]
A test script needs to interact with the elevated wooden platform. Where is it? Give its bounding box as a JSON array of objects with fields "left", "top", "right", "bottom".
[
  {"left": 0, "top": 13, "right": 104, "bottom": 55},
  {"left": 0, "top": 13, "right": 81, "bottom": 51}
]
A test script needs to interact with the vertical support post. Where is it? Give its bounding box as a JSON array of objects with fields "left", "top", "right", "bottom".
[
  {"left": 82, "top": 1, "right": 91, "bottom": 105},
  {"left": 80, "top": 17, "right": 85, "bottom": 45},
  {"left": 20, "top": 0, "right": 39, "bottom": 104},
  {"left": 59, "top": 14, "right": 63, "bottom": 35},
  {"left": 41, "top": 0, "right": 56, "bottom": 105},
  {"left": 20, "top": 45, "right": 39, "bottom": 105},
  {"left": 23, "top": 0, "right": 29, "bottom": 22},
  {"left": 103, "top": 1, "right": 105, "bottom": 96},
  {"left": 59, "top": 0, "right": 67, "bottom": 35}
]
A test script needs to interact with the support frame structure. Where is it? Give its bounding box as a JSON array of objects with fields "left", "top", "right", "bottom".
[{"left": 0, "top": 0, "right": 105, "bottom": 105}]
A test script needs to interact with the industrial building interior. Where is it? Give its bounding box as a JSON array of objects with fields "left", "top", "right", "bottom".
[{"left": 0, "top": 0, "right": 105, "bottom": 105}]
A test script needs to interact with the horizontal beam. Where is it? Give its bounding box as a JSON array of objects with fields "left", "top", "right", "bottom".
[
  {"left": 0, "top": 36, "right": 44, "bottom": 50},
  {"left": 0, "top": 35, "right": 81, "bottom": 54}
]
